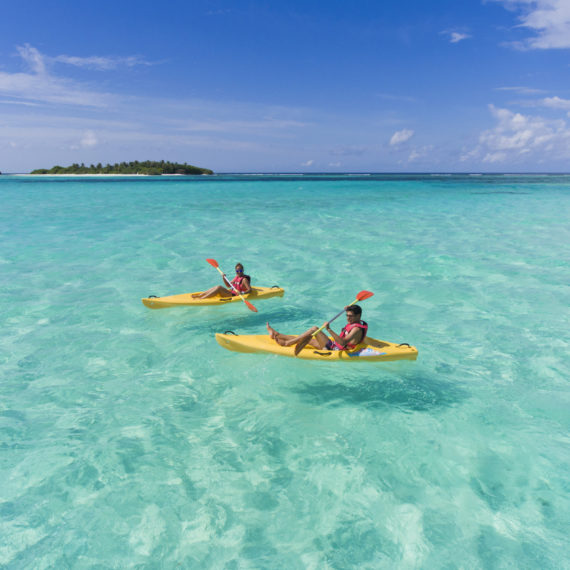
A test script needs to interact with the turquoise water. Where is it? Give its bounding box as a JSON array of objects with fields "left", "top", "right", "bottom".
[{"left": 1, "top": 174, "right": 569, "bottom": 568}]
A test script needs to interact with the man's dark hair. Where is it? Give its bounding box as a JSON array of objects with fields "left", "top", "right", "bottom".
[{"left": 346, "top": 304, "right": 362, "bottom": 316}]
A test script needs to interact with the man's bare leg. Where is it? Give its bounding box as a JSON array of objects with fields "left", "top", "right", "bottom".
[{"left": 266, "top": 324, "right": 321, "bottom": 347}]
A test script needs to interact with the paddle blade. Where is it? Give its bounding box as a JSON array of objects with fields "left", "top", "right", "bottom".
[
  {"left": 244, "top": 299, "right": 258, "bottom": 313},
  {"left": 356, "top": 290, "right": 374, "bottom": 302},
  {"left": 206, "top": 258, "right": 219, "bottom": 268}
]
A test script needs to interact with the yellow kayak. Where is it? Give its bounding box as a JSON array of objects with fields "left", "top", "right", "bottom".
[
  {"left": 215, "top": 333, "right": 418, "bottom": 362},
  {"left": 142, "top": 286, "right": 284, "bottom": 309}
]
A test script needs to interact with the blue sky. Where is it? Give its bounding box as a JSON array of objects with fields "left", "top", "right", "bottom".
[{"left": 1, "top": 0, "right": 570, "bottom": 173}]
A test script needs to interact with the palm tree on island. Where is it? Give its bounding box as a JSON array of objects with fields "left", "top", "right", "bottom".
[{"left": 30, "top": 160, "right": 213, "bottom": 175}]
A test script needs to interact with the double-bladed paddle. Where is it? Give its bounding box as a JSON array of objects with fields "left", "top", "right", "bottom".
[
  {"left": 206, "top": 258, "right": 258, "bottom": 312},
  {"left": 293, "top": 290, "right": 374, "bottom": 356}
]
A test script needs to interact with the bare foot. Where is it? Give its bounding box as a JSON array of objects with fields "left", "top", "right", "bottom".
[{"left": 266, "top": 323, "right": 278, "bottom": 339}]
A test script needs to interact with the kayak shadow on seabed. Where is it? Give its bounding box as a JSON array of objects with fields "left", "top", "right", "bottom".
[
  {"left": 180, "top": 304, "right": 314, "bottom": 335},
  {"left": 288, "top": 370, "right": 469, "bottom": 413}
]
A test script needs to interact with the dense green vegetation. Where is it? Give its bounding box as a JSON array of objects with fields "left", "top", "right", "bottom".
[{"left": 31, "top": 160, "right": 213, "bottom": 175}]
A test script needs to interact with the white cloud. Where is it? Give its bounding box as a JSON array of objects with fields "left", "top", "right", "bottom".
[
  {"left": 53, "top": 54, "right": 153, "bottom": 71},
  {"left": 450, "top": 32, "right": 470, "bottom": 43},
  {"left": 175, "top": 117, "right": 308, "bottom": 134},
  {"left": 301, "top": 159, "right": 314, "bottom": 167},
  {"left": 330, "top": 146, "right": 366, "bottom": 156},
  {"left": 0, "top": 45, "right": 311, "bottom": 150},
  {"left": 542, "top": 96, "right": 570, "bottom": 110},
  {"left": 17, "top": 44, "right": 47, "bottom": 74},
  {"left": 0, "top": 92, "right": 311, "bottom": 165},
  {"left": 495, "top": 86, "right": 546, "bottom": 95},
  {"left": 0, "top": 69, "right": 114, "bottom": 107},
  {"left": 16, "top": 42, "right": 153, "bottom": 72},
  {"left": 440, "top": 30, "right": 471, "bottom": 43},
  {"left": 496, "top": 93, "right": 570, "bottom": 115},
  {"left": 0, "top": 44, "right": 120, "bottom": 107},
  {"left": 80, "top": 130, "right": 98, "bottom": 147},
  {"left": 492, "top": 0, "right": 570, "bottom": 49},
  {"left": 408, "top": 145, "right": 433, "bottom": 162},
  {"left": 0, "top": 109, "right": 284, "bottom": 160},
  {"left": 0, "top": 98, "right": 41, "bottom": 107},
  {"left": 463, "top": 104, "right": 570, "bottom": 163},
  {"left": 390, "top": 129, "right": 414, "bottom": 146},
  {"left": 376, "top": 93, "right": 417, "bottom": 103},
  {"left": 0, "top": 44, "right": 155, "bottom": 108}
]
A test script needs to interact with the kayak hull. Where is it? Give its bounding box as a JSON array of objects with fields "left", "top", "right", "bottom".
[
  {"left": 215, "top": 333, "right": 418, "bottom": 362},
  {"left": 142, "top": 286, "right": 284, "bottom": 309}
]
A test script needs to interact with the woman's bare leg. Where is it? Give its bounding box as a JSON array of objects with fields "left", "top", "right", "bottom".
[{"left": 192, "top": 285, "right": 233, "bottom": 299}]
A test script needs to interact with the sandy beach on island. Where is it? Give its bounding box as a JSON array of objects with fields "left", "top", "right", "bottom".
[{"left": 8, "top": 173, "right": 208, "bottom": 177}]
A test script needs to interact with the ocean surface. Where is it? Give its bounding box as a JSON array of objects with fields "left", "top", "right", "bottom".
[{"left": 1, "top": 173, "right": 569, "bottom": 569}]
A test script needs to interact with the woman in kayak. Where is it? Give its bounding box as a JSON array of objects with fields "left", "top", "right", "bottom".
[
  {"left": 267, "top": 305, "right": 367, "bottom": 350},
  {"left": 193, "top": 263, "right": 251, "bottom": 299}
]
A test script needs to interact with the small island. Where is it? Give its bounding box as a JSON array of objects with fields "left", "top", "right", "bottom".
[{"left": 31, "top": 160, "right": 213, "bottom": 176}]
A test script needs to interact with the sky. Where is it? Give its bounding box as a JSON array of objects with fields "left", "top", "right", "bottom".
[{"left": 1, "top": 0, "right": 570, "bottom": 173}]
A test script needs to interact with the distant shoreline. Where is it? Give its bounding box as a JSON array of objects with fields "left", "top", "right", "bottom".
[
  {"left": 11, "top": 173, "right": 208, "bottom": 177},
  {"left": 2, "top": 171, "right": 570, "bottom": 177}
]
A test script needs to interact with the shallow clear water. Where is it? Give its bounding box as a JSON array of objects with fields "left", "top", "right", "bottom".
[{"left": 1, "top": 174, "right": 569, "bottom": 568}]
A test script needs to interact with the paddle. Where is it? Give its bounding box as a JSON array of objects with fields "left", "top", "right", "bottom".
[
  {"left": 293, "top": 290, "right": 374, "bottom": 356},
  {"left": 205, "top": 258, "right": 258, "bottom": 312}
]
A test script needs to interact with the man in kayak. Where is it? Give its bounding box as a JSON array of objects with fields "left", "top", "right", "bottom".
[
  {"left": 192, "top": 263, "right": 251, "bottom": 299},
  {"left": 266, "top": 305, "right": 368, "bottom": 351}
]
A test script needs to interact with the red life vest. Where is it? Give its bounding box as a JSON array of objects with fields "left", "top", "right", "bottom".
[
  {"left": 333, "top": 320, "right": 368, "bottom": 350},
  {"left": 230, "top": 274, "right": 250, "bottom": 295}
]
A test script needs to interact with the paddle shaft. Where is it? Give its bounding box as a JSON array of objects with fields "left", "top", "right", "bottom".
[
  {"left": 312, "top": 296, "right": 362, "bottom": 338},
  {"left": 213, "top": 266, "right": 240, "bottom": 295},
  {"left": 221, "top": 272, "right": 235, "bottom": 291},
  {"left": 212, "top": 265, "right": 257, "bottom": 312}
]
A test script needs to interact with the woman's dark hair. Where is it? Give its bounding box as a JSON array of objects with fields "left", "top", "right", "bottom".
[{"left": 346, "top": 304, "right": 362, "bottom": 316}]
